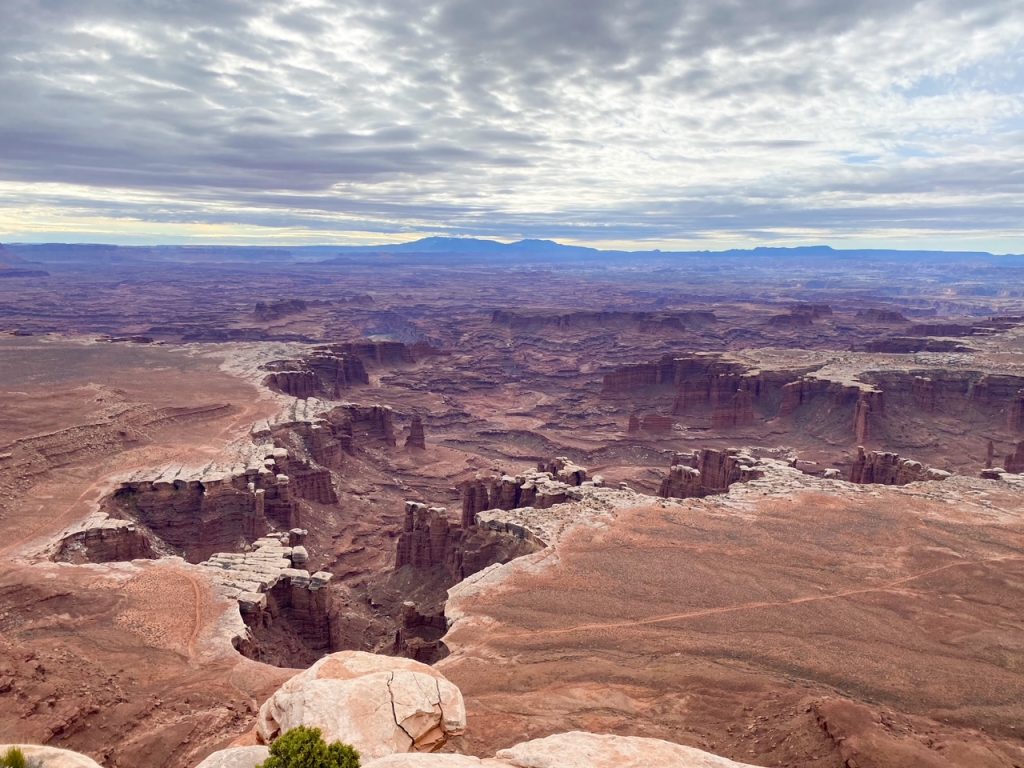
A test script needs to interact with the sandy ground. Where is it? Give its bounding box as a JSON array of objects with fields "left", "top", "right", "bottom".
[{"left": 440, "top": 482, "right": 1024, "bottom": 767}]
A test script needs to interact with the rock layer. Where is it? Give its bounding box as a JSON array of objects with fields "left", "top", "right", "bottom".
[{"left": 848, "top": 447, "right": 950, "bottom": 485}]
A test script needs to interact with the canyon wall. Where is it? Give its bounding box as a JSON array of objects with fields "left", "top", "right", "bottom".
[
  {"left": 848, "top": 447, "right": 950, "bottom": 485},
  {"left": 605, "top": 353, "right": 1024, "bottom": 447},
  {"left": 659, "top": 449, "right": 764, "bottom": 499}
]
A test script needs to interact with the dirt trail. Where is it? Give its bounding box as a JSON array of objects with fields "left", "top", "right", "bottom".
[{"left": 492, "top": 553, "right": 1023, "bottom": 640}]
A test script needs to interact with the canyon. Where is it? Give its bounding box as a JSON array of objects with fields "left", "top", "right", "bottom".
[{"left": 1, "top": 240, "right": 1023, "bottom": 768}]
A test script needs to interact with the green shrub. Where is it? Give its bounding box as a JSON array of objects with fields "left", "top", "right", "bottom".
[
  {"left": 0, "top": 747, "right": 27, "bottom": 768},
  {"left": 258, "top": 726, "right": 360, "bottom": 768}
]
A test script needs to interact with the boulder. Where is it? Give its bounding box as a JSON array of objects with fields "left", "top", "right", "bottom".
[
  {"left": 364, "top": 756, "right": 486, "bottom": 767},
  {"left": 256, "top": 651, "right": 465, "bottom": 760},
  {"left": 362, "top": 732, "right": 763, "bottom": 767},
  {"left": 0, "top": 745, "right": 105, "bottom": 768},
  {"left": 195, "top": 746, "right": 270, "bottom": 768},
  {"left": 493, "top": 732, "right": 760, "bottom": 767}
]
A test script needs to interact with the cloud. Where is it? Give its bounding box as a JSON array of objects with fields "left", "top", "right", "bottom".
[{"left": 0, "top": 0, "right": 1022, "bottom": 247}]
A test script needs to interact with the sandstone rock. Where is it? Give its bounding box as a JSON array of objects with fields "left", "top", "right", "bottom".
[
  {"left": 195, "top": 745, "right": 270, "bottom": 768},
  {"left": 492, "top": 732, "right": 759, "bottom": 767},
  {"left": 364, "top": 755, "right": 485, "bottom": 767},
  {"left": 256, "top": 651, "right": 466, "bottom": 760},
  {"left": 849, "top": 447, "right": 949, "bottom": 485},
  {"left": 1005, "top": 440, "right": 1024, "bottom": 473},
  {"left": 394, "top": 501, "right": 540, "bottom": 592},
  {"left": 406, "top": 415, "right": 426, "bottom": 450},
  {"left": 659, "top": 449, "right": 763, "bottom": 499},
  {"left": 0, "top": 745, "right": 105, "bottom": 767}
]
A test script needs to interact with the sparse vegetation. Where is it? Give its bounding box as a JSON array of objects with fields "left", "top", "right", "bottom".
[
  {"left": 257, "top": 726, "right": 361, "bottom": 768},
  {"left": 0, "top": 747, "right": 28, "bottom": 768}
]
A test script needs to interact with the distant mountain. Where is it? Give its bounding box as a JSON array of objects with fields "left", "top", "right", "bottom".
[
  {"left": 4, "top": 238, "right": 1021, "bottom": 266},
  {"left": 329, "top": 237, "right": 599, "bottom": 257}
]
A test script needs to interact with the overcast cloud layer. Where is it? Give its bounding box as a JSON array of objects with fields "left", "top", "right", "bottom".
[{"left": 1, "top": 0, "right": 1022, "bottom": 249}]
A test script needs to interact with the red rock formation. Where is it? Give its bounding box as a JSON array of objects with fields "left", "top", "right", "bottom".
[
  {"left": 1005, "top": 441, "right": 1024, "bottom": 473},
  {"left": 1009, "top": 391, "right": 1024, "bottom": 432},
  {"left": 491, "top": 309, "right": 716, "bottom": 332},
  {"left": 638, "top": 414, "right": 673, "bottom": 433},
  {"left": 395, "top": 501, "right": 540, "bottom": 587},
  {"left": 659, "top": 449, "right": 763, "bottom": 498},
  {"left": 405, "top": 415, "right": 426, "bottom": 450},
  {"left": 328, "top": 341, "right": 415, "bottom": 366},
  {"left": 602, "top": 355, "right": 679, "bottom": 392},
  {"left": 52, "top": 516, "right": 156, "bottom": 563},
  {"left": 328, "top": 404, "right": 397, "bottom": 448},
  {"left": 627, "top": 413, "right": 640, "bottom": 433},
  {"left": 263, "top": 349, "right": 369, "bottom": 399},
  {"left": 393, "top": 601, "right": 449, "bottom": 663},
  {"left": 537, "top": 457, "right": 588, "bottom": 486},
  {"left": 854, "top": 395, "right": 871, "bottom": 443},
  {"left": 848, "top": 447, "right": 949, "bottom": 485},
  {"left": 856, "top": 308, "right": 908, "bottom": 323},
  {"left": 254, "top": 298, "right": 307, "bottom": 321},
  {"left": 110, "top": 454, "right": 299, "bottom": 562}
]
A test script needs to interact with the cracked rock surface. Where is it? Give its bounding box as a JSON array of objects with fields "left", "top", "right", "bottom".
[{"left": 255, "top": 651, "right": 466, "bottom": 760}]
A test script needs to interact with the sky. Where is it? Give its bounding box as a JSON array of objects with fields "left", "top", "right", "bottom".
[{"left": 1, "top": 0, "right": 1022, "bottom": 252}]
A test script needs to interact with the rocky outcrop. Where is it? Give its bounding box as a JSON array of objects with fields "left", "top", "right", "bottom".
[
  {"left": 263, "top": 349, "right": 369, "bottom": 399},
  {"left": 256, "top": 651, "right": 466, "bottom": 760},
  {"left": 848, "top": 447, "right": 950, "bottom": 485},
  {"left": 491, "top": 309, "right": 716, "bottom": 332},
  {"left": 393, "top": 601, "right": 449, "bottom": 663},
  {"left": 659, "top": 449, "right": 764, "bottom": 499},
  {"left": 1006, "top": 441, "right": 1024, "bottom": 473},
  {"left": 202, "top": 531, "right": 335, "bottom": 663},
  {"left": 460, "top": 462, "right": 593, "bottom": 527},
  {"left": 609, "top": 352, "right": 1024, "bottom": 448},
  {"left": 359, "top": 732, "right": 759, "bottom": 767},
  {"left": 405, "top": 415, "right": 425, "bottom": 450},
  {"left": 50, "top": 512, "right": 156, "bottom": 563},
  {"left": 262, "top": 342, "right": 414, "bottom": 399},
  {"left": 856, "top": 308, "right": 908, "bottom": 323},
  {"left": 862, "top": 337, "right": 971, "bottom": 353},
  {"left": 537, "top": 457, "right": 589, "bottom": 485},
  {"left": 330, "top": 341, "right": 415, "bottom": 367},
  {"left": 627, "top": 413, "right": 673, "bottom": 433},
  {"left": 490, "top": 732, "right": 759, "bottom": 768},
  {"left": 326, "top": 404, "right": 397, "bottom": 448},
  {"left": 109, "top": 449, "right": 297, "bottom": 563},
  {"left": 254, "top": 299, "right": 307, "bottom": 321},
  {"left": 394, "top": 502, "right": 540, "bottom": 586}
]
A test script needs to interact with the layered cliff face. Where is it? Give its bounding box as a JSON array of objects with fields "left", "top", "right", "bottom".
[
  {"left": 491, "top": 308, "right": 717, "bottom": 332},
  {"left": 848, "top": 447, "right": 950, "bottom": 485},
  {"left": 394, "top": 501, "right": 541, "bottom": 587},
  {"left": 202, "top": 532, "right": 336, "bottom": 667},
  {"left": 262, "top": 349, "right": 369, "bottom": 399},
  {"left": 51, "top": 513, "right": 157, "bottom": 563},
  {"left": 659, "top": 449, "right": 764, "bottom": 499},
  {"left": 1006, "top": 441, "right": 1024, "bottom": 473},
  {"left": 404, "top": 414, "right": 425, "bottom": 449},
  {"left": 262, "top": 341, "right": 416, "bottom": 399},
  {"left": 460, "top": 460, "right": 592, "bottom": 528},
  {"left": 254, "top": 298, "right": 307, "bottom": 321},
  {"left": 606, "top": 352, "right": 1024, "bottom": 451}
]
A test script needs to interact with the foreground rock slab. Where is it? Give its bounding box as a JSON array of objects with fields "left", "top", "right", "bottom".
[
  {"left": 0, "top": 745, "right": 105, "bottom": 768},
  {"left": 256, "top": 651, "right": 466, "bottom": 760},
  {"left": 195, "top": 746, "right": 270, "bottom": 768},
  {"left": 361, "top": 732, "right": 759, "bottom": 767}
]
